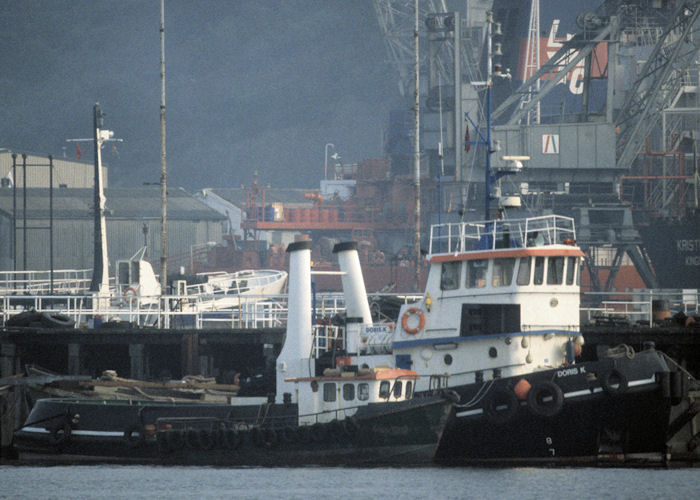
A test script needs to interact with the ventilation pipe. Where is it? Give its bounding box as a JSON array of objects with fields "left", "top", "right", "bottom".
[
  {"left": 276, "top": 240, "right": 313, "bottom": 404},
  {"left": 333, "top": 241, "right": 373, "bottom": 355}
]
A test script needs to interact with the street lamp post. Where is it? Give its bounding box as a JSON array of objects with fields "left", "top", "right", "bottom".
[{"left": 324, "top": 143, "right": 335, "bottom": 180}]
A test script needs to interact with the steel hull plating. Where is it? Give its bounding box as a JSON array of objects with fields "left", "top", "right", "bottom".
[
  {"left": 638, "top": 216, "right": 700, "bottom": 289},
  {"left": 13, "top": 397, "right": 451, "bottom": 466},
  {"left": 433, "top": 349, "right": 675, "bottom": 464}
]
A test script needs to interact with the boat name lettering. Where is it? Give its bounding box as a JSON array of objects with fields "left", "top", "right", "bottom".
[
  {"left": 685, "top": 256, "right": 700, "bottom": 266},
  {"left": 363, "top": 326, "right": 392, "bottom": 334},
  {"left": 556, "top": 366, "right": 584, "bottom": 378},
  {"left": 676, "top": 239, "right": 700, "bottom": 252}
]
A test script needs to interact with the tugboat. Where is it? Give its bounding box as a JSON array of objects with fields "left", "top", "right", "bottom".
[
  {"left": 331, "top": 216, "right": 687, "bottom": 464},
  {"left": 12, "top": 241, "right": 452, "bottom": 466}
]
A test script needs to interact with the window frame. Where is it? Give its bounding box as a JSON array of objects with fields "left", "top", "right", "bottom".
[
  {"left": 492, "top": 258, "right": 515, "bottom": 287},
  {"left": 358, "top": 383, "right": 369, "bottom": 401},
  {"left": 440, "top": 261, "right": 461, "bottom": 291},
  {"left": 516, "top": 257, "right": 531, "bottom": 285},
  {"left": 534, "top": 256, "right": 545, "bottom": 285},
  {"left": 466, "top": 259, "right": 488, "bottom": 288},
  {"left": 379, "top": 380, "right": 390, "bottom": 399},
  {"left": 547, "top": 256, "right": 565, "bottom": 285},
  {"left": 566, "top": 256, "right": 577, "bottom": 285},
  {"left": 323, "top": 382, "right": 336, "bottom": 402},
  {"left": 342, "top": 383, "right": 355, "bottom": 401}
]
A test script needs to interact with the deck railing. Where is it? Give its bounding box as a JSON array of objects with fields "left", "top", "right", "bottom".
[
  {"left": 2, "top": 288, "right": 696, "bottom": 331},
  {"left": 0, "top": 291, "right": 420, "bottom": 331},
  {"left": 429, "top": 215, "right": 577, "bottom": 255},
  {"left": 0, "top": 269, "right": 95, "bottom": 295}
]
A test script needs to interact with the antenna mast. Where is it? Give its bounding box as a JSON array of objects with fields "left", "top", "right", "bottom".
[
  {"left": 412, "top": 0, "right": 421, "bottom": 290},
  {"left": 159, "top": 0, "right": 167, "bottom": 293}
]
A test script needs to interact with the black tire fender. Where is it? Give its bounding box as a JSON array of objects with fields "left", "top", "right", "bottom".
[
  {"left": 601, "top": 369, "right": 628, "bottom": 395},
  {"left": 41, "top": 312, "right": 75, "bottom": 328},
  {"left": 485, "top": 388, "right": 519, "bottom": 424},
  {"left": 251, "top": 427, "right": 266, "bottom": 447},
  {"left": 168, "top": 430, "right": 185, "bottom": 450},
  {"left": 49, "top": 420, "right": 72, "bottom": 447},
  {"left": 225, "top": 428, "right": 241, "bottom": 449},
  {"left": 527, "top": 380, "right": 564, "bottom": 417},
  {"left": 198, "top": 429, "right": 214, "bottom": 450},
  {"left": 124, "top": 424, "right": 145, "bottom": 448}
]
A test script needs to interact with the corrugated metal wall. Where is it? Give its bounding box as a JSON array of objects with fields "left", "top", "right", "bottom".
[
  {"left": 4, "top": 217, "right": 222, "bottom": 273},
  {"left": 0, "top": 152, "right": 108, "bottom": 188}
]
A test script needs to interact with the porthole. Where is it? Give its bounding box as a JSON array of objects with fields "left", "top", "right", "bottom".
[
  {"left": 444, "top": 354, "right": 453, "bottom": 365},
  {"left": 489, "top": 347, "right": 498, "bottom": 358}
]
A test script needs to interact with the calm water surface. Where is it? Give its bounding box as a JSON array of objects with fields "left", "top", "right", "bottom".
[{"left": 0, "top": 465, "right": 698, "bottom": 499}]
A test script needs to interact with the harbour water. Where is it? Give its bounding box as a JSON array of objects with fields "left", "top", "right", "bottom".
[{"left": 0, "top": 465, "right": 698, "bottom": 499}]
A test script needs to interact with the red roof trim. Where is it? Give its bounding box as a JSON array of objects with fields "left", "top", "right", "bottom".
[{"left": 429, "top": 247, "right": 584, "bottom": 263}]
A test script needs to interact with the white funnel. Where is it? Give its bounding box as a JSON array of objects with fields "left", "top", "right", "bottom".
[
  {"left": 275, "top": 240, "right": 313, "bottom": 404},
  {"left": 333, "top": 242, "right": 372, "bottom": 355}
]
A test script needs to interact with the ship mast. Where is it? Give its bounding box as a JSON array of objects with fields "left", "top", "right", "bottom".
[
  {"left": 159, "top": 0, "right": 168, "bottom": 293},
  {"left": 412, "top": 0, "right": 421, "bottom": 290}
]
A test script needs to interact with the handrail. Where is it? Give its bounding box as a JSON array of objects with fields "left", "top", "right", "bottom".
[
  {"left": 2, "top": 288, "right": 695, "bottom": 331},
  {"left": 429, "top": 215, "right": 577, "bottom": 255}
]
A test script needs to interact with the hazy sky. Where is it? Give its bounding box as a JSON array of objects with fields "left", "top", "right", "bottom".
[{"left": 1, "top": 1, "right": 401, "bottom": 190}]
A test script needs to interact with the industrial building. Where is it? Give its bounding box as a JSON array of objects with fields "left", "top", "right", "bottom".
[{"left": 0, "top": 185, "right": 226, "bottom": 276}]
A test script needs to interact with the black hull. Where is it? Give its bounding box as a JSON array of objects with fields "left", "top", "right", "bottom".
[
  {"left": 434, "top": 349, "right": 679, "bottom": 465},
  {"left": 13, "top": 397, "right": 451, "bottom": 466},
  {"left": 637, "top": 216, "right": 700, "bottom": 289}
]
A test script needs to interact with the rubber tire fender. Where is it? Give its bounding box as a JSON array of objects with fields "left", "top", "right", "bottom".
[
  {"left": 251, "top": 427, "right": 266, "bottom": 447},
  {"left": 168, "top": 430, "right": 185, "bottom": 450},
  {"left": 485, "top": 388, "right": 519, "bottom": 424},
  {"left": 224, "top": 428, "right": 241, "bottom": 449},
  {"left": 124, "top": 424, "right": 145, "bottom": 448},
  {"left": 49, "top": 420, "right": 72, "bottom": 447},
  {"left": 41, "top": 312, "right": 75, "bottom": 328},
  {"left": 601, "top": 369, "right": 628, "bottom": 396},
  {"left": 198, "top": 429, "right": 214, "bottom": 450},
  {"left": 527, "top": 380, "right": 564, "bottom": 418}
]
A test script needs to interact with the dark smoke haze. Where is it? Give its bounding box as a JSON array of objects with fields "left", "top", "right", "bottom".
[{"left": 1, "top": 1, "right": 401, "bottom": 189}]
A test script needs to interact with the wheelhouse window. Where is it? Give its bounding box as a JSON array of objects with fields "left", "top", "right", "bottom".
[
  {"left": 379, "top": 381, "right": 390, "bottom": 399},
  {"left": 440, "top": 261, "right": 460, "bottom": 290},
  {"left": 516, "top": 257, "right": 531, "bottom": 285},
  {"left": 405, "top": 381, "right": 413, "bottom": 398},
  {"left": 323, "top": 382, "right": 336, "bottom": 402},
  {"left": 466, "top": 260, "right": 487, "bottom": 288},
  {"left": 343, "top": 383, "right": 355, "bottom": 401},
  {"left": 566, "top": 256, "right": 577, "bottom": 285},
  {"left": 492, "top": 258, "right": 514, "bottom": 287},
  {"left": 358, "top": 383, "right": 369, "bottom": 401},
  {"left": 534, "top": 256, "right": 545, "bottom": 285},
  {"left": 460, "top": 303, "right": 521, "bottom": 336},
  {"left": 393, "top": 381, "right": 403, "bottom": 399},
  {"left": 547, "top": 257, "right": 564, "bottom": 285}
]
